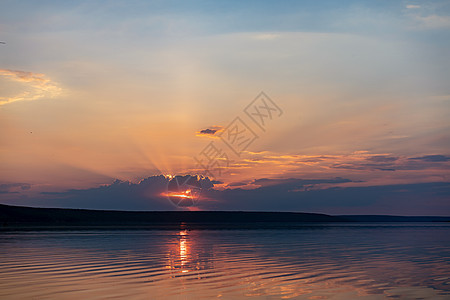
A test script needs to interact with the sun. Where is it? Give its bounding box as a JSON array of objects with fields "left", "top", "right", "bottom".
[{"left": 163, "top": 175, "right": 204, "bottom": 207}]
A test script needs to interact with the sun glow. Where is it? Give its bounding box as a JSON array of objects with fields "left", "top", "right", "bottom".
[{"left": 163, "top": 189, "right": 194, "bottom": 199}]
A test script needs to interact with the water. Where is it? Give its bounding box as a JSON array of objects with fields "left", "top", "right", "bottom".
[{"left": 0, "top": 223, "right": 449, "bottom": 299}]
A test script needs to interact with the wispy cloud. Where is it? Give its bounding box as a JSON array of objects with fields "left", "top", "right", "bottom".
[
  {"left": 215, "top": 150, "right": 450, "bottom": 189},
  {"left": 409, "top": 155, "right": 450, "bottom": 162},
  {"left": 0, "top": 69, "right": 61, "bottom": 105},
  {"left": 413, "top": 14, "right": 450, "bottom": 29},
  {"left": 252, "top": 33, "right": 280, "bottom": 40},
  {"left": 0, "top": 182, "right": 32, "bottom": 193}
]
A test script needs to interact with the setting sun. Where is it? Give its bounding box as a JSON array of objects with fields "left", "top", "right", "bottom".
[{"left": 164, "top": 190, "right": 193, "bottom": 199}]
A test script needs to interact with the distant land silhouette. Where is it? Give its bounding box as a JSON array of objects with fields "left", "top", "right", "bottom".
[{"left": 0, "top": 204, "right": 449, "bottom": 230}]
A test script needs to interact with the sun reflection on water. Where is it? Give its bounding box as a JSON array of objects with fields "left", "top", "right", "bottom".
[
  {"left": 0, "top": 226, "right": 449, "bottom": 299},
  {"left": 165, "top": 228, "right": 216, "bottom": 278},
  {"left": 166, "top": 229, "right": 193, "bottom": 274},
  {"left": 179, "top": 230, "right": 188, "bottom": 269}
]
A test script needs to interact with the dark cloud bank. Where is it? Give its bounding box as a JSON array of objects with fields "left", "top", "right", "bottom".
[{"left": 1, "top": 176, "right": 449, "bottom": 215}]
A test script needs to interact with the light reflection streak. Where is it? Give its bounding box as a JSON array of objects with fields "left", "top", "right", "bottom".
[
  {"left": 179, "top": 230, "right": 188, "bottom": 268},
  {"left": 165, "top": 228, "right": 216, "bottom": 278}
]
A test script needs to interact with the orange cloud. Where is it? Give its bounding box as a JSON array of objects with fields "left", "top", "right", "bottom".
[
  {"left": 0, "top": 69, "right": 61, "bottom": 105},
  {"left": 216, "top": 150, "right": 450, "bottom": 189}
]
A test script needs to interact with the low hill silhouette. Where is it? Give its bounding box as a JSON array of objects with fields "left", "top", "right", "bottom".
[{"left": 0, "top": 204, "right": 448, "bottom": 229}]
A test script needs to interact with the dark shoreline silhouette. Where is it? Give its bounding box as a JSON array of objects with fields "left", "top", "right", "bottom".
[{"left": 1, "top": 204, "right": 449, "bottom": 230}]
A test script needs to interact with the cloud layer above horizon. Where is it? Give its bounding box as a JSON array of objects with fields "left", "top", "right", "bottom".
[{"left": 1, "top": 175, "right": 448, "bottom": 216}]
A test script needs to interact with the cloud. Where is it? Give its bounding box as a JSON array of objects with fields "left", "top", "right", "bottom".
[
  {"left": 0, "top": 182, "right": 32, "bottom": 193},
  {"left": 200, "top": 129, "right": 218, "bottom": 135},
  {"left": 406, "top": 5, "right": 421, "bottom": 9},
  {"left": 330, "top": 153, "right": 450, "bottom": 172},
  {"left": 196, "top": 126, "right": 224, "bottom": 137},
  {"left": 199, "top": 181, "right": 450, "bottom": 215},
  {"left": 366, "top": 155, "right": 399, "bottom": 163},
  {"left": 411, "top": 14, "right": 450, "bottom": 29},
  {"left": 227, "top": 180, "right": 251, "bottom": 187},
  {"left": 238, "top": 150, "right": 450, "bottom": 173},
  {"left": 0, "top": 69, "right": 61, "bottom": 105},
  {"left": 210, "top": 180, "right": 223, "bottom": 185},
  {"left": 36, "top": 176, "right": 170, "bottom": 210},
  {"left": 252, "top": 33, "right": 280, "bottom": 40},
  {"left": 409, "top": 155, "right": 450, "bottom": 162},
  {"left": 250, "top": 177, "right": 352, "bottom": 188},
  {"left": 219, "top": 150, "right": 450, "bottom": 188},
  {"left": 31, "top": 175, "right": 215, "bottom": 210},
  {"left": 1, "top": 175, "right": 449, "bottom": 215}
]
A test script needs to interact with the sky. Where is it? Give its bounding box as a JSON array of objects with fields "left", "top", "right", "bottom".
[{"left": 0, "top": 0, "right": 449, "bottom": 215}]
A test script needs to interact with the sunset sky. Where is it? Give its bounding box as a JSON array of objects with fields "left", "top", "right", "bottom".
[{"left": 1, "top": 0, "right": 449, "bottom": 214}]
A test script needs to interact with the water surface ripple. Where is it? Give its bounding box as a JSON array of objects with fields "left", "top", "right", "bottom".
[{"left": 0, "top": 223, "right": 449, "bottom": 299}]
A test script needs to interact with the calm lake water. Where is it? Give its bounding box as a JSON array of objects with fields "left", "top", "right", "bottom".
[{"left": 0, "top": 223, "right": 449, "bottom": 299}]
